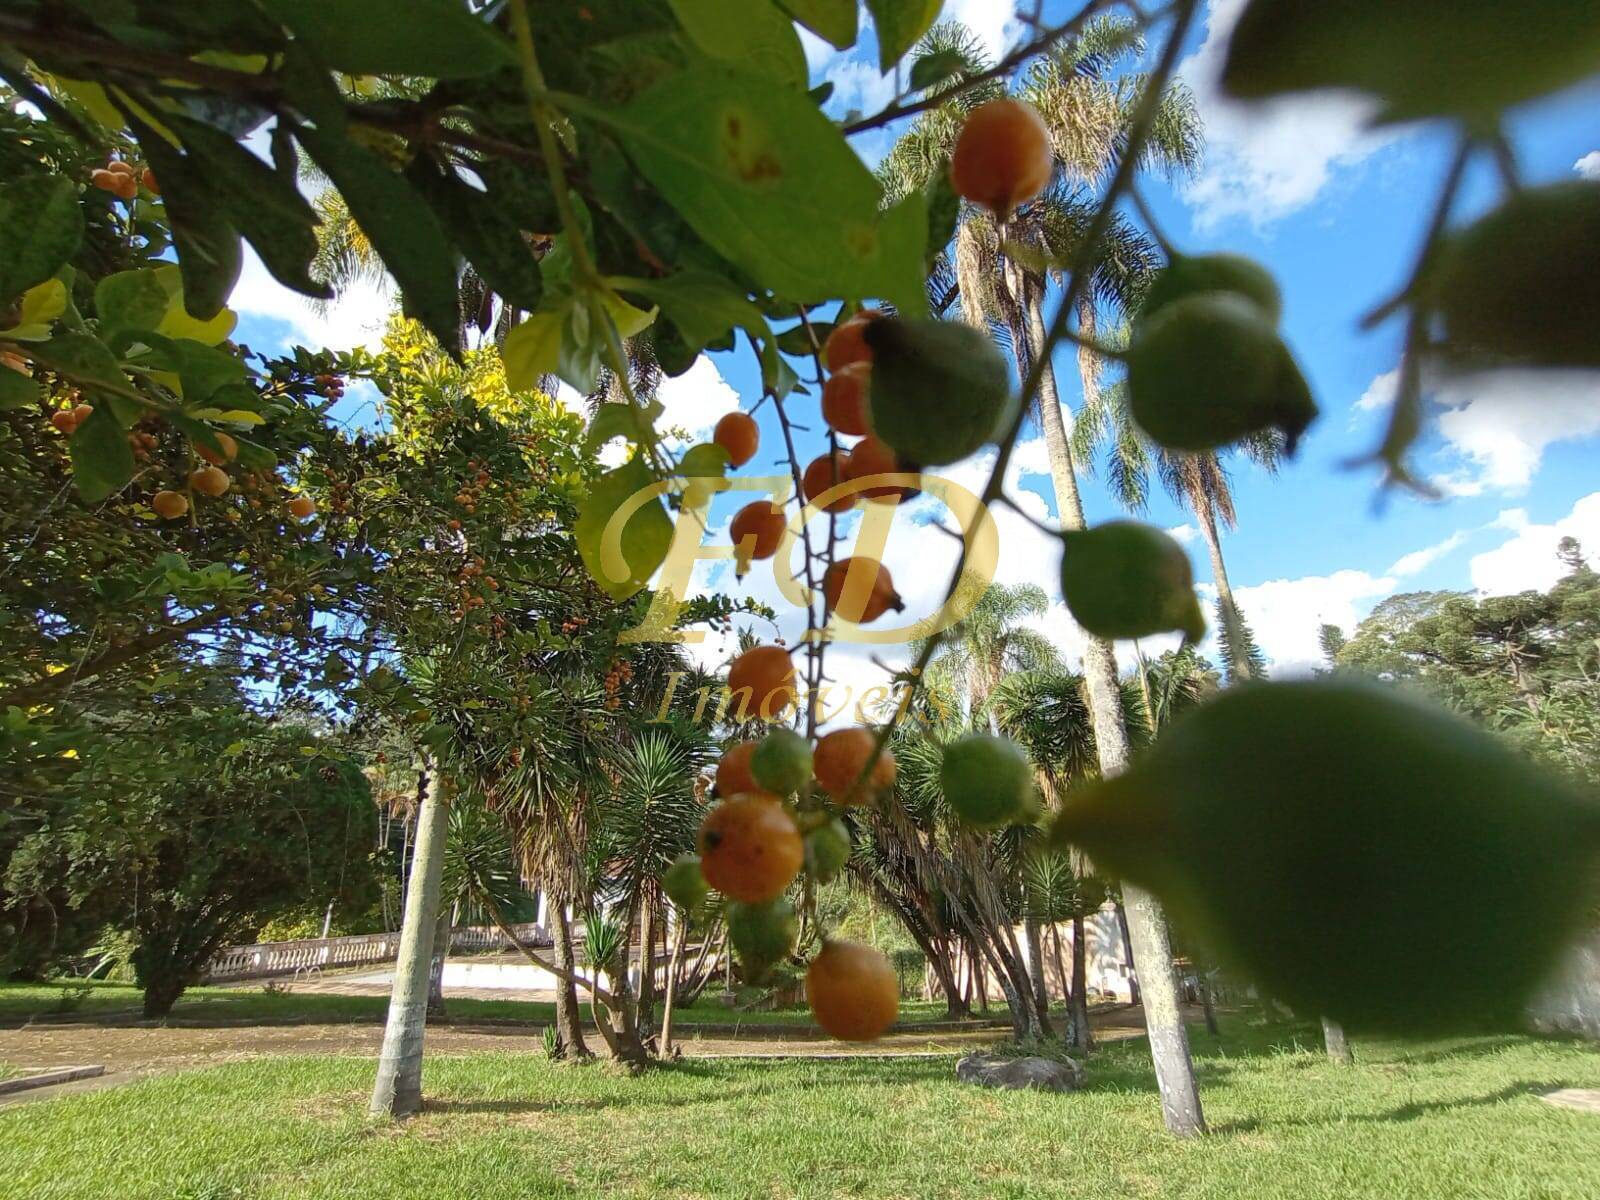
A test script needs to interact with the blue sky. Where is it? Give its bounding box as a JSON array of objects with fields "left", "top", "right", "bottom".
[{"left": 227, "top": 1, "right": 1600, "bottom": 697}]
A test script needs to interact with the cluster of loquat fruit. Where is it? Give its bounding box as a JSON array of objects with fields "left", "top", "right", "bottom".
[
  {"left": 89, "top": 158, "right": 158, "bottom": 202},
  {"left": 655, "top": 97, "right": 1069, "bottom": 1040}
]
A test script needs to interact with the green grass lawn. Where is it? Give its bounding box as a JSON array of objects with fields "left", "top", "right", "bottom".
[
  {"left": 0, "top": 979, "right": 989, "bottom": 1030},
  {"left": 2, "top": 1016, "right": 1597, "bottom": 1199}
]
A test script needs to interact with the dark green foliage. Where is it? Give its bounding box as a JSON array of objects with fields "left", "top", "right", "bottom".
[
  {"left": 0, "top": 174, "right": 82, "bottom": 304},
  {"left": 1217, "top": 599, "right": 1268, "bottom": 685},
  {"left": 2, "top": 689, "right": 378, "bottom": 1014},
  {"left": 1336, "top": 558, "right": 1600, "bottom": 778}
]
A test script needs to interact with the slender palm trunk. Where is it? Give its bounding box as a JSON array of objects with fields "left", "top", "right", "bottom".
[
  {"left": 636, "top": 893, "right": 658, "bottom": 1034},
  {"left": 1071, "top": 911, "right": 1093, "bottom": 1052},
  {"left": 370, "top": 766, "right": 451, "bottom": 1118},
  {"left": 1024, "top": 916, "right": 1054, "bottom": 1037},
  {"left": 660, "top": 916, "right": 687, "bottom": 1058},
  {"left": 1114, "top": 899, "right": 1141, "bottom": 1004},
  {"left": 1014, "top": 271, "right": 1205, "bottom": 1136},
  {"left": 1193, "top": 495, "right": 1253, "bottom": 684},
  {"left": 426, "top": 904, "right": 451, "bottom": 1019},
  {"left": 551, "top": 901, "right": 590, "bottom": 1059}
]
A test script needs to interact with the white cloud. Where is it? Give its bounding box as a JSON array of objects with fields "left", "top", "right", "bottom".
[
  {"left": 1431, "top": 369, "right": 1600, "bottom": 494},
  {"left": 657, "top": 356, "right": 742, "bottom": 446},
  {"left": 1010, "top": 436, "right": 1052, "bottom": 478},
  {"left": 1227, "top": 568, "right": 1397, "bottom": 675},
  {"left": 944, "top": 0, "right": 1021, "bottom": 62},
  {"left": 798, "top": 25, "right": 839, "bottom": 73},
  {"left": 825, "top": 57, "right": 899, "bottom": 120},
  {"left": 1354, "top": 368, "right": 1398, "bottom": 414},
  {"left": 1166, "top": 523, "right": 1200, "bottom": 545},
  {"left": 1469, "top": 492, "right": 1600, "bottom": 596},
  {"left": 232, "top": 245, "right": 390, "bottom": 353},
  {"left": 1387, "top": 532, "right": 1466, "bottom": 578},
  {"left": 1178, "top": 0, "right": 1396, "bottom": 229},
  {"left": 1576, "top": 151, "right": 1600, "bottom": 181},
  {"left": 1354, "top": 365, "right": 1600, "bottom": 495}
]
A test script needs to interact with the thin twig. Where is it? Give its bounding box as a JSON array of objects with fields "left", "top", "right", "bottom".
[{"left": 846, "top": 0, "right": 1203, "bottom": 794}]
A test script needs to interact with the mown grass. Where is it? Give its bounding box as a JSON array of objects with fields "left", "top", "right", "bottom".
[
  {"left": 2, "top": 1015, "right": 1597, "bottom": 1199},
  {"left": 0, "top": 979, "right": 985, "bottom": 1029}
]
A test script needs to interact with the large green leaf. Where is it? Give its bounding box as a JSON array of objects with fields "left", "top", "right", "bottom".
[
  {"left": 70, "top": 404, "right": 137, "bottom": 504},
  {"left": 124, "top": 112, "right": 242, "bottom": 319},
  {"left": 408, "top": 162, "right": 544, "bottom": 312},
  {"left": 618, "top": 270, "right": 771, "bottom": 355},
  {"left": 777, "top": 0, "right": 859, "bottom": 49},
  {"left": 294, "top": 121, "right": 461, "bottom": 355},
  {"left": 0, "top": 175, "right": 83, "bottom": 306},
  {"left": 867, "top": 0, "right": 942, "bottom": 71},
  {"left": 669, "top": 0, "right": 809, "bottom": 90},
  {"left": 0, "top": 367, "right": 39, "bottom": 411},
  {"left": 164, "top": 113, "right": 330, "bottom": 300},
  {"left": 609, "top": 64, "right": 927, "bottom": 312},
  {"left": 576, "top": 456, "right": 674, "bottom": 601},
  {"left": 261, "top": 0, "right": 514, "bottom": 78},
  {"left": 95, "top": 269, "right": 170, "bottom": 334}
]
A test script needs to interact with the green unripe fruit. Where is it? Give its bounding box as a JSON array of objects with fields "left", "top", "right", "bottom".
[
  {"left": 804, "top": 817, "right": 852, "bottom": 883},
  {"left": 941, "top": 734, "right": 1035, "bottom": 829},
  {"left": 1127, "top": 294, "right": 1317, "bottom": 454},
  {"left": 864, "top": 318, "right": 1014, "bottom": 466},
  {"left": 1061, "top": 521, "right": 1205, "bottom": 643},
  {"left": 1054, "top": 679, "right": 1600, "bottom": 1033},
  {"left": 1222, "top": 0, "right": 1600, "bottom": 120},
  {"left": 752, "top": 728, "right": 813, "bottom": 795},
  {"left": 1139, "top": 253, "right": 1282, "bottom": 328},
  {"left": 726, "top": 896, "right": 797, "bottom": 983},
  {"left": 663, "top": 852, "right": 710, "bottom": 916},
  {"left": 1431, "top": 182, "right": 1600, "bottom": 370}
]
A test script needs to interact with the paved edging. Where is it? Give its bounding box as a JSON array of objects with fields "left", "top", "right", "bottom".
[{"left": 0, "top": 1064, "right": 105, "bottom": 1096}]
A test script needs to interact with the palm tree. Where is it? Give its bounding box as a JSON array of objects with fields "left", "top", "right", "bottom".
[
  {"left": 369, "top": 758, "right": 451, "bottom": 1118},
  {"left": 591, "top": 720, "right": 714, "bottom": 1036},
  {"left": 1074, "top": 370, "right": 1286, "bottom": 685},
  {"left": 911, "top": 582, "right": 1060, "bottom": 728},
  {"left": 885, "top": 19, "right": 1208, "bottom": 1135}
]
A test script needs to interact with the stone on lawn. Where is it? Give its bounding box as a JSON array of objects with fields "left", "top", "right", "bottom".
[{"left": 955, "top": 1053, "right": 1084, "bottom": 1093}]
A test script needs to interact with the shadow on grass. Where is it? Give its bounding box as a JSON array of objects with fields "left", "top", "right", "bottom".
[{"left": 1214, "top": 1080, "right": 1570, "bottom": 1136}]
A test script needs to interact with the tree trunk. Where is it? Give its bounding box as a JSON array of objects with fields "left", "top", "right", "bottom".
[
  {"left": 660, "top": 916, "right": 687, "bottom": 1058},
  {"left": 636, "top": 893, "right": 658, "bottom": 1034},
  {"left": 1071, "top": 912, "right": 1093, "bottom": 1052},
  {"left": 551, "top": 901, "right": 590, "bottom": 1059},
  {"left": 1024, "top": 916, "right": 1054, "bottom": 1037},
  {"left": 1322, "top": 1017, "right": 1354, "bottom": 1065},
  {"left": 140, "top": 973, "right": 186, "bottom": 1019},
  {"left": 1114, "top": 900, "right": 1141, "bottom": 1005},
  {"left": 370, "top": 766, "right": 451, "bottom": 1118},
  {"left": 1017, "top": 274, "right": 1205, "bottom": 1137},
  {"left": 1194, "top": 497, "right": 1254, "bottom": 684},
  {"left": 1198, "top": 970, "right": 1221, "bottom": 1037},
  {"left": 426, "top": 904, "right": 451, "bottom": 1020}
]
